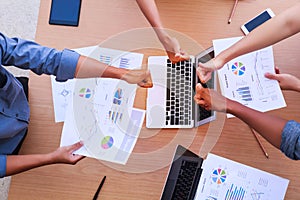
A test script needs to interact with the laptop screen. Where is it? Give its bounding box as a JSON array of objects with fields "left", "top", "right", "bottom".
[
  {"left": 194, "top": 47, "right": 216, "bottom": 127},
  {"left": 160, "top": 145, "right": 203, "bottom": 200}
]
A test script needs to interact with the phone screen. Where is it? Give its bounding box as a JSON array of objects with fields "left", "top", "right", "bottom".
[
  {"left": 49, "top": 0, "right": 81, "bottom": 26},
  {"left": 244, "top": 10, "right": 272, "bottom": 32}
]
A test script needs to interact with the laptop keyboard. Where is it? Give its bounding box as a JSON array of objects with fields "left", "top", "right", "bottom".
[
  {"left": 172, "top": 160, "right": 199, "bottom": 200},
  {"left": 166, "top": 59, "right": 192, "bottom": 126}
]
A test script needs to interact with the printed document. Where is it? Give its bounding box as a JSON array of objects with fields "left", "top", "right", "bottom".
[
  {"left": 195, "top": 153, "right": 289, "bottom": 200},
  {"left": 51, "top": 46, "right": 144, "bottom": 122},
  {"left": 213, "top": 37, "right": 286, "bottom": 117},
  {"left": 53, "top": 46, "right": 145, "bottom": 164},
  {"left": 59, "top": 77, "right": 145, "bottom": 164}
]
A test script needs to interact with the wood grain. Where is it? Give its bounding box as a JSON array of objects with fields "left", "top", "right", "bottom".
[{"left": 9, "top": 0, "right": 300, "bottom": 199}]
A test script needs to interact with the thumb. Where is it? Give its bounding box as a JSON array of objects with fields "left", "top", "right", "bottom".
[{"left": 196, "top": 83, "right": 203, "bottom": 92}]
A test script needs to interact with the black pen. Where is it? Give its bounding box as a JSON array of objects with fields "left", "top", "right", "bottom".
[{"left": 93, "top": 176, "right": 106, "bottom": 200}]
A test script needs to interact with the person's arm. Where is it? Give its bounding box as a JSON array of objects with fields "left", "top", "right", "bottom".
[
  {"left": 218, "top": 3, "right": 300, "bottom": 64},
  {"left": 194, "top": 84, "right": 287, "bottom": 148},
  {"left": 75, "top": 55, "right": 153, "bottom": 88},
  {"left": 135, "top": 0, "right": 189, "bottom": 63},
  {"left": 0, "top": 33, "right": 153, "bottom": 88},
  {"left": 198, "top": 2, "right": 300, "bottom": 82},
  {"left": 5, "top": 142, "right": 84, "bottom": 177},
  {"left": 226, "top": 96, "right": 286, "bottom": 149}
]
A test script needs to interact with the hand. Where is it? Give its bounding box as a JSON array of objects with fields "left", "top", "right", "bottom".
[
  {"left": 197, "top": 57, "right": 224, "bottom": 83},
  {"left": 49, "top": 141, "right": 85, "bottom": 165},
  {"left": 264, "top": 67, "right": 300, "bottom": 92},
  {"left": 161, "top": 36, "right": 190, "bottom": 63},
  {"left": 121, "top": 69, "right": 153, "bottom": 88},
  {"left": 194, "top": 83, "right": 227, "bottom": 112}
]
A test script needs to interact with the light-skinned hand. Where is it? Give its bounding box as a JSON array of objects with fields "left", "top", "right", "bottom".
[
  {"left": 161, "top": 37, "right": 190, "bottom": 63},
  {"left": 121, "top": 69, "right": 153, "bottom": 88},
  {"left": 49, "top": 141, "right": 85, "bottom": 165},
  {"left": 264, "top": 67, "right": 300, "bottom": 92},
  {"left": 197, "top": 57, "right": 224, "bottom": 83}
]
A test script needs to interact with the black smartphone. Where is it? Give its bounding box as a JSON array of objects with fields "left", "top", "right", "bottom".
[{"left": 49, "top": 0, "right": 82, "bottom": 26}]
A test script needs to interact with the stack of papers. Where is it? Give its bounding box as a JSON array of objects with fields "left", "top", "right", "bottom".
[{"left": 51, "top": 46, "right": 145, "bottom": 164}]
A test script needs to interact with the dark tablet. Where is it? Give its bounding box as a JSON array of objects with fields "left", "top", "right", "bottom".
[{"left": 49, "top": 0, "right": 81, "bottom": 26}]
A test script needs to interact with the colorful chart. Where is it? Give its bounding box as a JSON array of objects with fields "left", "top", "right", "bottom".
[
  {"left": 236, "top": 86, "right": 253, "bottom": 102},
  {"left": 108, "top": 111, "right": 123, "bottom": 124},
  {"left": 101, "top": 136, "right": 114, "bottom": 149},
  {"left": 225, "top": 184, "right": 245, "bottom": 200},
  {"left": 231, "top": 62, "right": 246, "bottom": 76},
  {"left": 119, "top": 57, "right": 130, "bottom": 68},
  {"left": 113, "top": 88, "right": 123, "bottom": 105},
  {"left": 211, "top": 168, "right": 227, "bottom": 184},
  {"left": 79, "top": 88, "right": 92, "bottom": 99}
]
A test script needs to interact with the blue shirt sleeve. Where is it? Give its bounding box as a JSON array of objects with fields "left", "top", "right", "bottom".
[
  {"left": 280, "top": 120, "right": 300, "bottom": 160},
  {"left": 0, "top": 155, "right": 6, "bottom": 178},
  {"left": 0, "top": 32, "right": 79, "bottom": 82}
]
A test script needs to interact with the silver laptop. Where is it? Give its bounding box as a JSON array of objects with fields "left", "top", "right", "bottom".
[{"left": 146, "top": 47, "right": 216, "bottom": 128}]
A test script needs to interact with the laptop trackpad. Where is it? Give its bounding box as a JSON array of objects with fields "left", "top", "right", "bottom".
[
  {"left": 146, "top": 67, "right": 166, "bottom": 128},
  {"left": 147, "top": 105, "right": 165, "bottom": 128},
  {"left": 149, "top": 65, "right": 166, "bottom": 84},
  {"left": 147, "top": 82, "right": 166, "bottom": 128}
]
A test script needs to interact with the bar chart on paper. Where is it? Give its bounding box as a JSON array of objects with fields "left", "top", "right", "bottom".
[
  {"left": 236, "top": 86, "right": 252, "bottom": 102},
  {"left": 225, "top": 184, "right": 245, "bottom": 200}
]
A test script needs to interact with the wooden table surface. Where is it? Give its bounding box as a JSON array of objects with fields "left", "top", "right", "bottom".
[{"left": 9, "top": 0, "right": 300, "bottom": 199}]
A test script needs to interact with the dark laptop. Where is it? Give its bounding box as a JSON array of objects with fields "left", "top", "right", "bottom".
[{"left": 161, "top": 145, "right": 203, "bottom": 200}]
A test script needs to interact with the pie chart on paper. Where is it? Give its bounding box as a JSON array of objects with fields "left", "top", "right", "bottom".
[
  {"left": 101, "top": 136, "right": 114, "bottom": 149},
  {"left": 231, "top": 62, "right": 246, "bottom": 76},
  {"left": 211, "top": 168, "right": 227, "bottom": 185}
]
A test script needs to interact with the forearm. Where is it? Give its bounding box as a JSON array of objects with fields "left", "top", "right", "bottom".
[
  {"left": 6, "top": 153, "right": 54, "bottom": 176},
  {"left": 136, "top": 0, "right": 162, "bottom": 28},
  {"left": 136, "top": 0, "right": 170, "bottom": 42},
  {"left": 226, "top": 100, "right": 287, "bottom": 149},
  {"left": 218, "top": 3, "right": 300, "bottom": 64},
  {"left": 75, "top": 55, "right": 128, "bottom": 80}
]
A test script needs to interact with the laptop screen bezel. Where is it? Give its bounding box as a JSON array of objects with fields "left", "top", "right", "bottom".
[
  {"left": 160, "top": 145, "right": 204, "bottom": 200},
  {"left": 193, "top": 46, "right": 217, "bottom": 127}
]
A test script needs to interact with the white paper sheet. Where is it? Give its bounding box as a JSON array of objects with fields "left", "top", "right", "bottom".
[
  {"left": 51, "top": 46, "right": 144, "bottom": 122},
  {"left": 195, "top": 153, "right": 289, "bottom": 200},
  {"left": 54, "top": 46, "right": 145, "bottom": 164},
  {"left": 213, "top": 37, "right": 286, "bottom": 117},
  {"left": 60, "top": 77, "right": 145, "bottom": 164}
]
